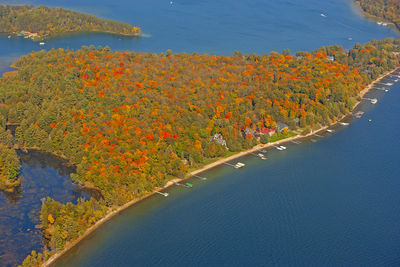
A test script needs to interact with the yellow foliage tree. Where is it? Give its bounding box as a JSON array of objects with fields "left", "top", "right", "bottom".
[{"left": 48, "top": 214, "right": 55, "bottom": 224}]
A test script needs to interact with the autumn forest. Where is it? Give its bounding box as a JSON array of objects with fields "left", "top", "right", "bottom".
[{"left": 0, "top": 37, "right": 397, "bottom": 265}]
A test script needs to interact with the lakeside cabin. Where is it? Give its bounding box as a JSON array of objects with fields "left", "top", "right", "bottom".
[
  {"left": 210, "top": 133, "right": 228, "bottom": 149},
  {"left": 276, "top": 122, "right": 289, "bottom": 133}
]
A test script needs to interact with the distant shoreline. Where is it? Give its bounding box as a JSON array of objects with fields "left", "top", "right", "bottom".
[
  {"left": 43, "top": 66, "right": 399, "bottom": 267},
  {"left": 4, "top": 30, "right": 141, "bottom": 42},
  {"left": 354, "top": 2, "right": 400, "bottom": 32}
]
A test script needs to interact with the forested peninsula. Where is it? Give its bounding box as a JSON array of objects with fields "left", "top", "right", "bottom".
[
  {"left": 356, "top": 0, "right": 400, "bottom": 30},
  {"left": 0, "top": 5, "right": 141, "bottom": 41},
  {"left": 0, "top": 39, "right": 397, "bottom": 266}
]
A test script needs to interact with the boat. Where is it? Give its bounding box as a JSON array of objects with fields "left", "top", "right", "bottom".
[
  {"left": 276, "top": 146, "right": 283, "bottom": 151},
  {"left": 339, "top": 122, "right": 349, "bottom": 126},
  {"left": 257, "top": 153, "right": 267, "bottom": 160},
  {"left": 370, "top": 98, "right": 378, "bottom": 104},
  {"left": 39, "top": 42, "right": 45, "bottom": 45},
  {"left": 385, "top": 82, "right": 393, "bottom": 86},
  {"left": 382, "top": 23, "right": 388, "bottom": 26},
  {"left": 354, "top": 111, "right": 364, "bottom": 118},
  {"left": 175, "top": 182, "right": 193, "bottom": 188},
  {"left": 326, "top": 129, "right": 334, "bottom": 133},
  {"left": 7, "top": 35, "right": 11, "bottom": 39},
  {"left": 321, "top": 13, "right": 326, "bottom": 17},
  {"left": 234, "top": 162, "right": 245, "bottom": 168},
  {"left": 279, "top": 145, "right": 287, "bottom": 150},
  {"left": 261, "top": 150, "right": 268, "bottom": 153},
  {"left": 395, "top": 79, "right": 398, "bottom": 82},
  {"left": 377, "top": 21, "right": 383, "bottom": 25},
  {"left": 348, "top": 37, "right": 352, "bottom": 40}
]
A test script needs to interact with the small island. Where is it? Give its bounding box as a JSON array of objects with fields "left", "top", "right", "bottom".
[
  {"left": 356, "top": 0, "right": 400, "bottom": 31},
  {"left": 0, "top": 5, "right": 141, "bottom": 41}
]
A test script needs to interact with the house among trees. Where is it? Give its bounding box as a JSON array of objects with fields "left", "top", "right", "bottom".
[
  {"left": 211, "top": 133, "right": 227, "bottom": 148},
  {"left": 256, "top": 128, "right": 276, "bottom": 137},
  {"left": 276, "top": 122, "right": 289, "bottom": 133},
  {"left": 243, "top": 128, "right": 258, "bottom": 137},
  {"left": 326, "top": 56, "right": 335, "bottom": 61}
]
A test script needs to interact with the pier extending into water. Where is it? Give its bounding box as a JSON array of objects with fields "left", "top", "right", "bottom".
[
  {"left": 223, "top": 162, "right": 246, "bottom": 168},
  {"left": 156, "top": 191, "right": 169, "bottom": 197},
  {"left": 193, "top": 174, "right": 207, "bottom": 180},
  {"left": 250, "top": 152, "right": 267, "bottom": 160},
  {"left": 371, "top": 86, "right": 389, "bottom": 92},
  {"left": 362, "top": 97, "right": 378, "bottom": 104}
]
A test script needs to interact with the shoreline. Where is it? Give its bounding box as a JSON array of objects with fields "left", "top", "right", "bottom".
[
  {"left": 3, "top": 30, "right": 142, "bottom": 42},
  {"left": 43, "top": 66, "right": 399, "bottom": 267},
  {"left": 354, "top": 2, "right": 400, "bottom": 32}
]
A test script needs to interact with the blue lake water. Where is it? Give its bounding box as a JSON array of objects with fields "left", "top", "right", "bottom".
[
  {"left": 0, "top": 0, "right": 399, "bottom": 266},
  {"left": 0, "top": 151, "right": 90, "bottom": 267}
]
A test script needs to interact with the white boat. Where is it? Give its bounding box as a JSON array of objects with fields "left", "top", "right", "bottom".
[
  {"left": 370, "top": 98, "right": 378, "bottom": 104},
  {"left": 39, "top": 42, "right": 45, "bottom": 45},
  {"left": 234, "top": 162, "right": 245, "bottom": 168},
  {"left": 377, "top": 22, "right": 383, "bottom": 25},
  {"left": 382, "top": 23, "right": 388, "bottom": 26},
  {"left": 321, "top": 13, "right": 326, "bottom": 17},
  {"left": 276, "top": 146, "right": 283, "bottom": 151},
  {"left": 339, "top": 122, "right": 349, "bottom": 126},
  {"left": 7, "top": 35, "right": 11, "bottom": 38},
  {"left": 279, "top": 145, "right": 287, "bottom": 150},
  {"left": 326, "top": 129, "right": 334, "bottom": 133},
  {"left": 257, "top": 153, "right": 267, "bottom": 160},
  {"left": 385, "top": 83, "right": 393, "bottom": 86},
  {"left": 395, "top": 79, "right": 398, "bottom": 82},
  {"left": 354, "top": 111, "right": 364, "bottom": 118}
]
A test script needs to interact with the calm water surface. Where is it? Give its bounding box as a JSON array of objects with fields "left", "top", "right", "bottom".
[
  {"left": 0, "top": 151, "right": 90, "bottom": 266},
  {"left": 0, "top": 0, "right": 399, "bottom": 266}
]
